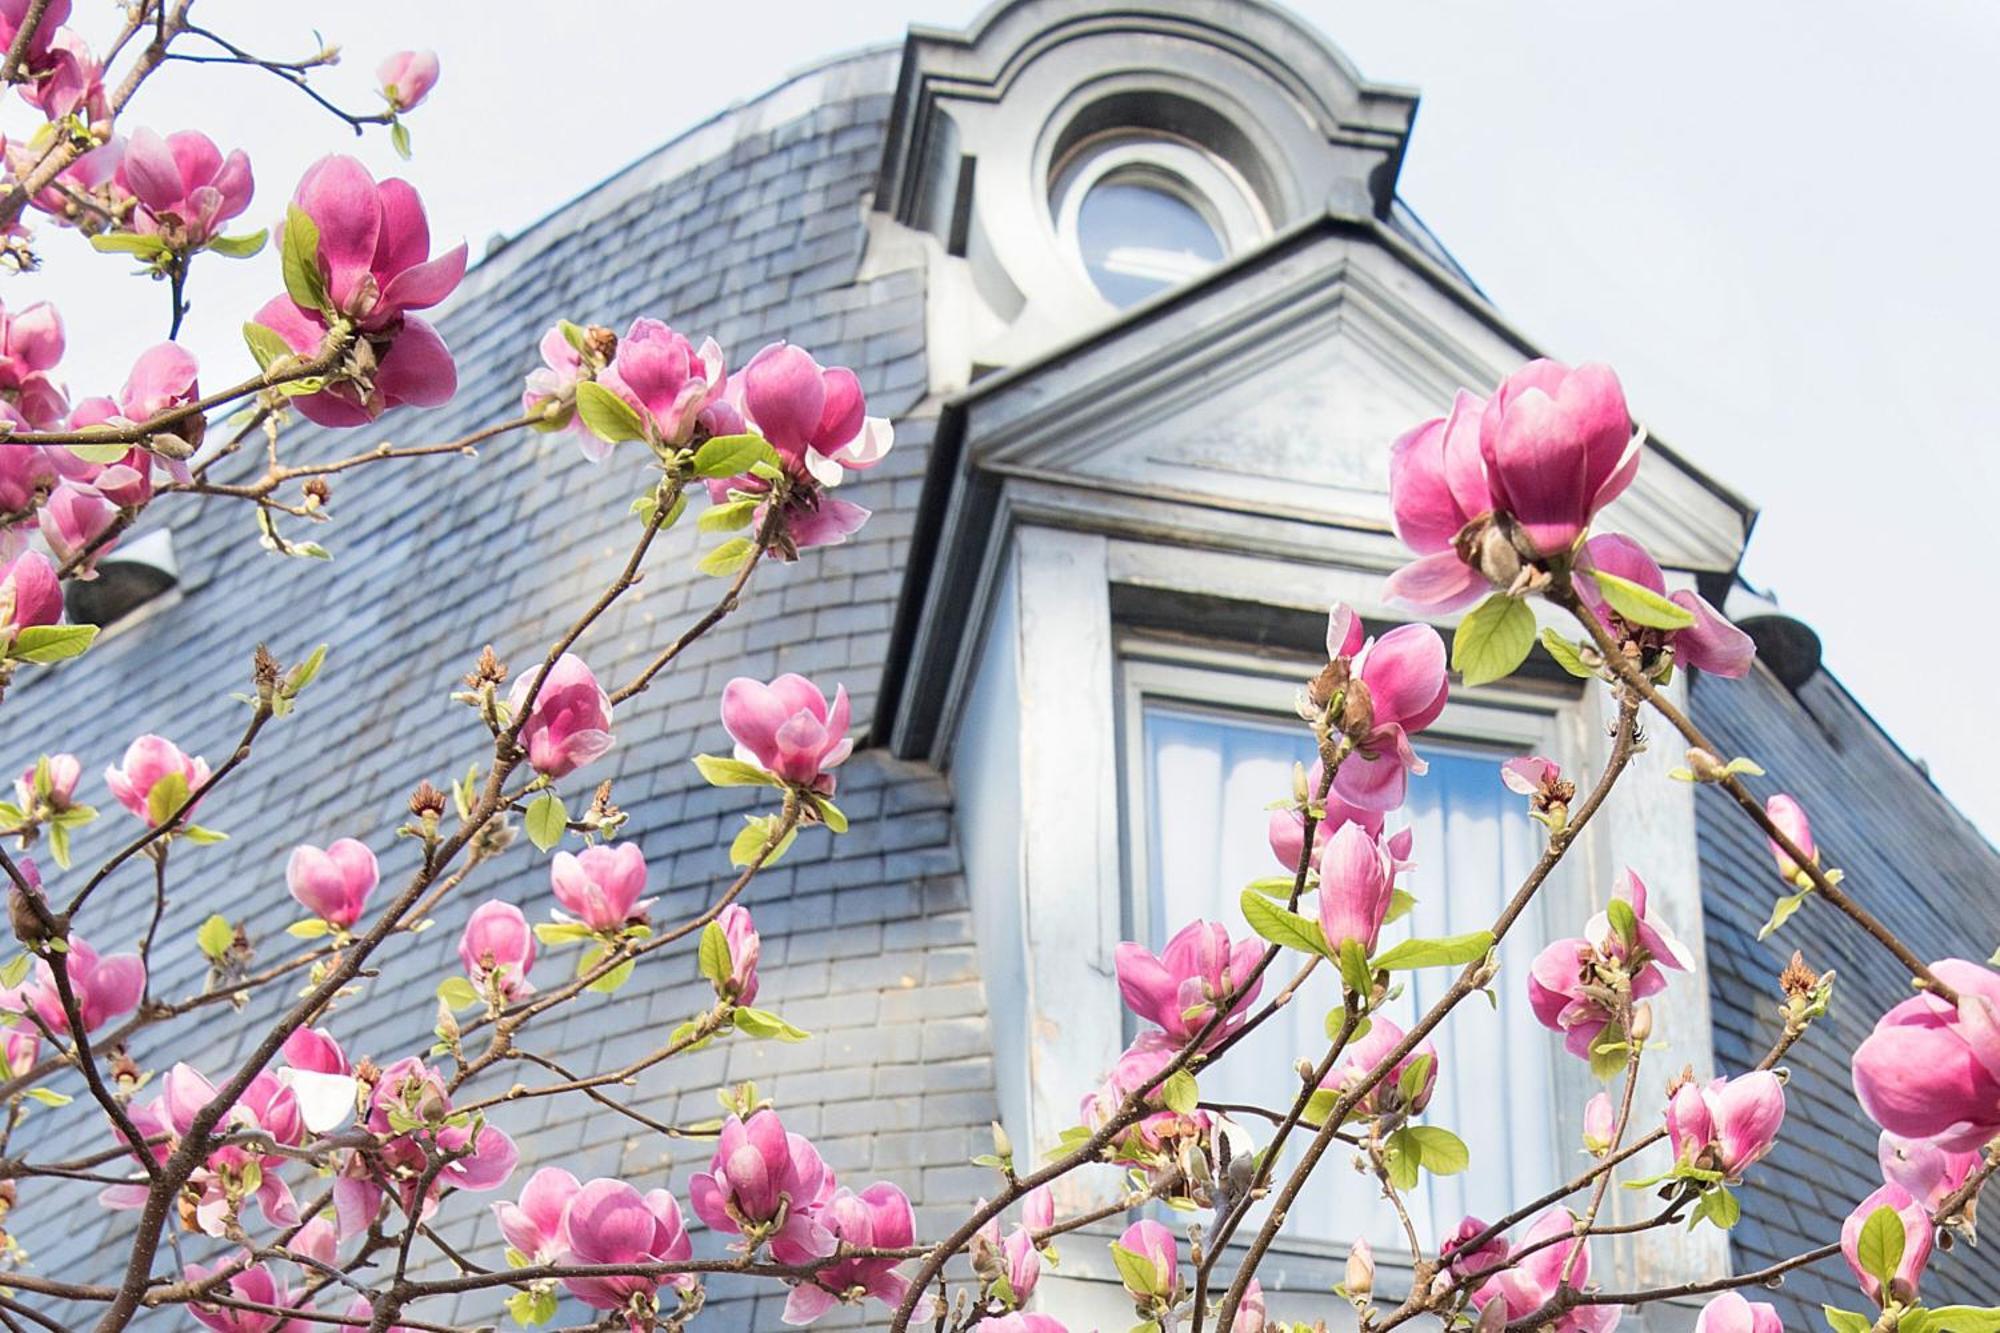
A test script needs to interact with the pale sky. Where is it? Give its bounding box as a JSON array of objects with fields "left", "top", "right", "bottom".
[{"left": 15, "top": 2, "right": 1999, "bottom": 837}]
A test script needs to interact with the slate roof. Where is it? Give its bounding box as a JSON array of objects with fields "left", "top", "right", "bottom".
[
  {"left": 1692, "top": 662, "right": 2000, "bottom": 1320},
  {"left": 0, "top": 47, "right": 1004, "bottom": 1330}
]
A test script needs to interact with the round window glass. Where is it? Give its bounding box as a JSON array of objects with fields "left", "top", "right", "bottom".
[{"left": 1074, "top": 171, "right": 1225, "bottom": 309}]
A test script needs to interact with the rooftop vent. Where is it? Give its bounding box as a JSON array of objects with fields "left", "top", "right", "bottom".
[{"left": 1724, "top": 583, "right": 1820, "bottom": 690}]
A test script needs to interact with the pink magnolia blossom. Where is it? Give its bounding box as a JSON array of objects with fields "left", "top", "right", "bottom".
[
  {"left": 1266, "top": 760, "right": 1388, "bottom": 873},
  {"left": 716, "top": 902, "right": 761, "bottom": 1005},
  {"left": 252, "top": 156, "right": 464, "bottom": 426},
  {"left": 1385, "top": 388, "right": 1492, "bottom": 613},
  {"left": 0, "top": 550, "right": 62, "bottom": 642},
  {"left": 0, "top": 433, "right": 55, "bottom": 527},
  {"left": 1582, "top": 1092, "right": 1616, "bottom": 1155},
  {"left": 1022, "top": 1184, "right": 1054, "bottom": 1233},
  {"left": 1878, "top": 1131, "right": 1980, "bottom": 1213},
  {"left": 1501, "top": 755, "right": 1560, "bottom": 797},
  {"left": 1320, "top": 1015, "right": 1437, "bottom": 1117},
  {"left": 1318, "top": 821, "right": 1399, "bottom": 957},
  {"left": 782, "top": 1181, "right": 919, "bottom": 1324},
  {"left": 1663, "top": 1071, "right": 1785, "bottom": 1180},
  {"left": 14, "top": 134, "right": 125, "bottom": 232},
  {"left": 507, "top": 652, "right": 614, "bottom": 779},
  {"left": 1114, "top": 1218, "right": 1178, "bottom": 1300},
  {"left": 0, "top": 298, "right": 67, "bottom": 428},
  {"left": 22, "top": 26, "right": 104, "bottom": 125},
  {"left": 560, "top": 1176, "right": 696, "bottom": 1312},
  {"left": 1852, "top": 957, "right": 2000, "bottom": 1152},
  {"left": 1693, "top": 1292, "right": 1782, "bottom": 1333},
  {"left": 1441, "top": 1215, "right": 1510, "bottom": 1282},
  {"left": 731, "top": 341, "right": 893, "bottom": 478},
  {"left": 376, "top": 50, "right": 439, "bottom": 113},
  {"left": 1470, "top": 1208, "right": 1621, "bottom": 1333},
  {"left": 521, "top": 324, "right": 600, "bottom": 454},
  {"left": 182, "top": 1260, "right": 311, "bottom": 1333},
  {"left": 278, "top": 1024, "right": 356, "bottom": 1133},
  {"left": 1764, "top": 794, "right": 1816, "bottom": 884},
  {"left": 1479, "top": 361, "right": 1637, "bottom": 557},
  {"left": 550, "top": 842, "right": 651, "bottom": 931},
  {"left": 286, "top": 837, "right": 378, "bottom": 927},
  {"left": 995, "top": 1224, "right": 1041, "bottom": 1306},
  {"left": 38, "top": 479, "right": 119, "bottom": 571},
  {"left": 494, "top": 1166, "right": 578, "bottom": 1265},
  {"left": 12, "top": 753, "right": 77, "bottom": 812},
  {"left": 2, "top": 931, "right": 142, "bottom": 1034},
  {"left": 62, "top": 341, "right": 202, "bottom": 506},
  {"left": 2, "top": 1020, "right": 38, "bottom": 1078},
  {"left": 458, "top": 900, "right": 536, "bottom": 1001},
  {"left": 1115, "top": 918, "right": 1263, "bottom": 1047},
  {"left": 1338, "top": 622, "right": 1450, "bottom": 811},
  {"left": 117, "top": 128, "right": 253, "bottom": 249},
  {"left": 598, "top": 317, "right": 726, "bottom": 453},
  {"left": 159, "top": 1063, "right": 302, "bottom": 1234},
  {"left": 720, "top": 673, "right": 853, "bottom": 792},
  {"left": 1841, "top": 1183, "right": 1932, "bottom": 1307},
  {"left": 1528, "top": 869, "right": 1694, "bottom": 1061},
  {"left": 1575, "top": 534, "right": 1753, "bottom": 678},
  {"left": 282, "top": 1024, "right": 350, "bottom": 1075},
  {"left": 337, "top": 1057, "right": 516, "bottom": 1236},
  {"left": 984, "top": 1317, "right": 1069, "bottom": 1333},
  {"left": 104, "top": 733, "right": 209, "bottom": 824},
  {"left": 689, "top": 1110, "right": 836, "bottom": 1263},
  {"left": 1234, "top": 1279, "right": 1269, "bottom": 1332},
  {"left": 290, "top": 1215, "right": 338, "bottom": 1269},
  {"left": 0, "top": 0, "right": 71, "bottom": 89}
]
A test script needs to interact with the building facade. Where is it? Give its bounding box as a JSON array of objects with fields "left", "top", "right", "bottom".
[{"left": 6, "top": 2, "right": 1997, "bottom": 1329}]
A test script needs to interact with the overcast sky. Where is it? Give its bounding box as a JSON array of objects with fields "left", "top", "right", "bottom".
[{"left": 17, "top": 1, "right": 1999, "bottom": 837}]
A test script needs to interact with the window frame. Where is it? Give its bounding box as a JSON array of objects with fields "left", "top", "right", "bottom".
[{"left": 1112, "top": 631, "right": 1599, "bottom": 1256}]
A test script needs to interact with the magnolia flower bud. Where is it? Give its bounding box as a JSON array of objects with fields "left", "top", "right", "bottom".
[
  {"left": 1344, "top": 1237, "right": 1375, "bottom": 1302},
  {"left": 1339, "top": 678, "right": 1374, "bottom": 738},
  {"left": 990, "top": 1119, "right": 1012, "bottom": 1162},
  {"left": 1629, "top": 1002, "right": 1654, "bottom": 1043}
]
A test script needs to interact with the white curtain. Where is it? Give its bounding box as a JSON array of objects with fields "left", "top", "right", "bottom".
[{"left": 1142, "top": 705, "right": 1556, "bottom": 1252}]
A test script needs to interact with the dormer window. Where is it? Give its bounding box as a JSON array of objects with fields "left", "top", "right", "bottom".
[{"left": 1051, "top": 135, "right": 1264, "bottom": 308}]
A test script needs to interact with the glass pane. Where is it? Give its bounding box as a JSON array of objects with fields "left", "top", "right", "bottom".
[
  {"left": 1141, "top": 703, "right": 1555, "bottom": 1251},
  {"left": 1077, "top": 177, "right": 1225, "bottom": 308}
]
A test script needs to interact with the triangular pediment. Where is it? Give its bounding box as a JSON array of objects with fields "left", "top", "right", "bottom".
[{"left": 960, "top": 218, "right": 1751, "bottom": 574}]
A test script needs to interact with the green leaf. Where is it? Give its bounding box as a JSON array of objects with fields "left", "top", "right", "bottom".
[
  {"left": 524, "top": 793, "right": 567, "bottom": 852},
  {"left": 1856, "top": 1204, "right": 1905, "bottom": 1294},
  {"left": 1372, "top": 930, "right": 1494, "bottom": 972},
  {"left": 558, "top": 321, "right": 589, "bottom": 354},
  {"left": 1240, "top": 889, "right": 1331, "bottom": 959},
  {"left": 1913, "top": 1309, "right": 2000, "bottom": 1333},
  {"left": 1384, "top": 888, "right": 1417, "bottom": 925},
  {"left": 283, "top": 643, "right": 328, "bottom": 698},
  {"left": 60, "top": 438, "right": 130, "bottom": 466},
  {"left": 1589, "top": 569, "right": 1695, "bottom": 630},
  {"left": 389, "top": 120, "right": 413, "bottom": 160},
  {"left": 1588, "top": 1022, "right": 1632, "bottom": 1081},
  {"left": 1337, "top": 938, "right": 1372, "bottom": 995},
  {"left": 1403, "top": 1125, "right": 1469, "bottom": 1175},
  {"left": 285, "top": 918, "right": 332, "bottom": 939},
  {"left": 243, "top": 321, "right": 295, "bottom": 374},
  {"left": 697, "top": 920, "right": 730, "bottom": 986},
  {"left": 436, "top": 976, "right": 481, "bottom": 1012},
  {"left": 180, "top": 823, "right": 227, "bottom": 845},
  {"left": 1539, "top": 627, "right": 1597, "bottom": 678},
  {"left": 89, "top": 231, "right": 170, "bottom": 258},
  {"left": 0, "top": 954, "right": 31, "bottom": 989},
  {"left": 691, "top": 433, "right": 779, "bottom": 479},
  {"left": 574, "top": 381, "right": 646, "bottom": 445},
  {"left": 533, "top": 921, "right": 596, "bottom": 947},
  {"left": 698, "top": 536, "right": 757, "bottom": 577},
  {"left": 578, "top": 944, "right": 635, "bottom": 994},
  {"left": 733, "top": 1006, "right": 810, "bottom": 1041},
  {"left": 8, "top": 624, "right": 97, "bottom": 664},
  {"left": 146, "top": 770, "right": 189, "bottom": 827},
  {"left": 1758, "top": 886, "right": 1813, "bottom": 941},
  {"left": 1689, "top": 1184, "right": 1739, "bottom": 1231},
  {"left": 1822, "top": 1307, "right": 1873, "bottom": 1333},
  {"left": 1107, "top": 1242, "right": 1160, "bottom": 1297},
  {"left": 1606, "top": 898, "right": 1638, "bottom": 950},
  {"left": 1243, "top": 875, "right": 1298, "bottom": 899},
  {"left": 1397, "top": 1053, "right": 1435, "bottom": 1106},
  {"left": 1383, "top": 1127, "right": 1422, "bottom": 1191},
  {"left": 697, "top": 498, "right": 760, "bottom": 533},
  {"left": 1160, "top": 1068, "right": 1198, "bottom": 1115},
  {"left": 506, "top": 1285, "right": 558, "bottom": 1327},
  {"left": 812, "top": 795, "right": 847, "bottom": 834},
  {"left": 729, "top": 814, "right": 798, "bottom": 868},
  {"left": 692, "top": 754, "right": 778, "bottom": 789},
  {"left": 206, "top": 229, "right": 268, "bottom": 259},
  {"left": 280, "top": 205, "right": 330, "bottom": 312},
  {"left": 196, "top": 914, "right": 234, "bottom": 962},
  {"left": 46, "top": 820, "right": 68, "bottom": 869},
  {"left": 1302, "top": 1087, "right": 1341, "bottom": 1129},
  {"left": 1452, "top": 595, "right": 1537, "bottom": 688},
  {"left": 24, "top": 1087, "right": 69, "bottom": 1107}
]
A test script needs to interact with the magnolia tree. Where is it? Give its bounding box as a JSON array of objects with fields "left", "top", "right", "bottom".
[{"left": 0, "top": 6, "right": 1987, "bottom": 1333}]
